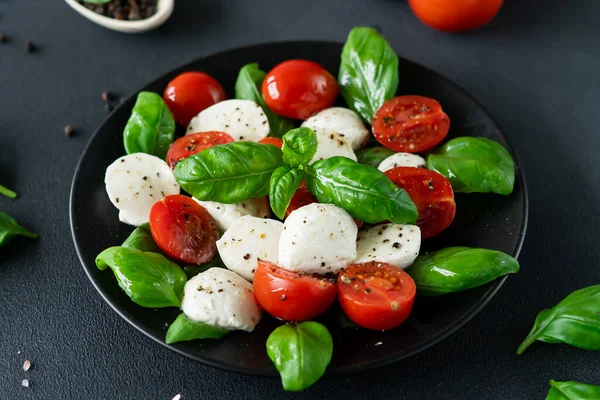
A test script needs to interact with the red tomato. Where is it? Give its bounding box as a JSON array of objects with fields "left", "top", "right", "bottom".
[
  {"left": 409, "top": 0, "right": 503, "bottom": 33},
  {"left": 258, "top": 137, "right": 284, "bottom": 149},
  {"left": 253, "top": 260, "right": 337, "bottom": 322},
  {"left": 385, "top": 167, "right": 456, "bottom": 238},
  {"left": 372, "top": 95, "right": 450, "bottom": 153},
  {"left": 163, "top": 72, "right": 227, "bottom": 126},
  {"left": 284, "top": 185, "right": 317, "bottom": 218},
  {"left": 338, "top": 262, "right": 416, "bottom": 331},
  {"left": 166, "top": 131, "right": 234, "bottom": 170},
  {"left": 149, "top": 195, "right": 219, "bottom": 264},
  {"left": 262, "top": 60, "right": 339, "bottom": 120}
]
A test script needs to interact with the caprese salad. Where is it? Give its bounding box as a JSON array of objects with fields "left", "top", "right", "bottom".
[{"left": 95, "top": 26, "right": 520, "bottom": 391}]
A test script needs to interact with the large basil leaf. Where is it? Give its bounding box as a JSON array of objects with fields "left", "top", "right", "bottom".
[
  {"left": 427, "top": 137, "right": 515, "bottom": 195},
  {"left": 0, "top": 184, "right": 17, "bottom": 199},
  {"left": 355, "top": 146, "right": 395, "bottom": 168},
  {"left": 266, "top": 321, "right": 333, "bottom": 391},
  {"left": 269, "top": 166, "right": 305, "bottom": 219},
  {"left": 545, "top": 380, "right": 600, "bottom": 400},
  {"left": 165, "top": 313, "right": 229, "bottom": 344},
  {"left": 121, "top": 223, "right": 160, "bottom": 253},
  {"left": 235, "top": 63, "right": 295, "bottom": 138},
  {"left": 96, "top": 247, "right": 187, "bottom": 308},
  {"left": 282, "top": 127, "right": 318, "bottom": 168},
  {"left": 0, "top": 212, "right": 37, "bottom": 247},
  {"left": 174, "top": 141, "right": 284, "bottom": 203},
  {"left": 123, "top": 91, "right": 175, "bottom": 159},
  {"left": 306, "top": 156, "right": 417, "bottom": 224},
  {"left": 405, "top": 247, "right": 519, "bottom": 296},
  {"left": 517, "top": 285, "right": 600, "bottom": 355},
  {"left": 338, "top": 27, "right": 399, "bottom": 122}
]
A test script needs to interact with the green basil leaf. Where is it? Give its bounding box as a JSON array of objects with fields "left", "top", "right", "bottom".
[
  {"left": 427, "top": 137, "right": 515, "bottom": 195},
  {"left": 269, "top": 166, "right": 305, "bottom": 219},
  {"left": 0, "top": 212, "right": 37, "bottom": 247},
  {"left": 165, "top": 313, "right": 229, "bottom": 344},
  {"left": 306, "top": 156, "right": 417, "bottom": 224},
  {"left": 95, "top": 246, "right": 187, "bottom": 308},
  {"left": 545, "top": 380, "right": 600, "bottom": 400},
  {"left": 282, "top": 127, "right": 318, "bottom": 168},
  {"left": 0, "top": 184, "right": 17, "bottom": 199},
  {"left": 406, "top": 247, "right": 519, "bottom": 296},
  {"left": 121, "top": 223, "right": 160, "bottom": 253},
  {"left": 517, "top": 285, "right": 600, "bottom": 355},
  {"left": 338, "top": 27, "right": 399, "bottom": 122},
  {"left": 123, "top": 91, "right": 175, "bottom": 159},
  {"left": 174, "top": 141, "right": 284, "bottom": 203},
  {"left": 183, "top": 256, "right": 226, "bottom": 279},
  {"left": 267, "top": 321, "right": 333, "bottom": 391},
  {"left": 235, "top": 63, "right": 295, "bottom": 138},
  {"left": 355, "top": 146, "right": 396, "bottom": 168}
]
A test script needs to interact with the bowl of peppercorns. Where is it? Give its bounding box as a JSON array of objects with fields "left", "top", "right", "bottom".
[{"left": 65, "top": 0, "right": 174, "bottom": 33}]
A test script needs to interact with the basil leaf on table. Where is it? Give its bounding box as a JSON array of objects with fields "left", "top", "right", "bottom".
[
  {"left": 96, "top": 247, "right": 187, "bottom": 308},
  {"left": 267, "top": 321, "right": 333, "bottom": 392},
  {"left": 338, "top": 26, "right": 399, "bottom": 122},
  {"left": 306, "top": 156, "right": 417, "bottom": 224},
  {"left": 183, "top": 255, "right": 226, "bottom": 279},
  {"left": 427, "top": 137, "right": 515, "bottom": 195},
  {"left": 0, "top": 212, "right": 37, "bottom": 247},
  {"left": 269, "top": 166, "right": 305, "bottom": 219},
  {"left": 174, "top": 141, "right": 284, "bottom": 203},
  {"left": 0, "top": 184, "right": 17, "bottom": 199},
  {"left": 235, "top": 63, "right": 295, "bottom": 138},
  {"left": 165, "top": 313, "right": 229, "bottom": 344},
  {"left": 282, "top": 127, "right": 318, "bottom": 168},
  {"left": 517, "top": 284, "right": 600, "bottom": 355},
  {"left": 545, "top": 380, "right": 600, "bottom": 400},
  {"left": 121, "top": 223, "right": 160, "bottom": 253},
  {"left": 405, "top": 247, "right": 519, "bottom": 296},
  {"left": 123, "top": 91, "right": 175, "bottom": 159},
  {"left": 355, "top": 146, "right": 396, "bottom": 168}
]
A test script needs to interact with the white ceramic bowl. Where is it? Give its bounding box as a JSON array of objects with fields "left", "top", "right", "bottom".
[{"left": 64, "top": 0, "right": 174, "bottom": 34}]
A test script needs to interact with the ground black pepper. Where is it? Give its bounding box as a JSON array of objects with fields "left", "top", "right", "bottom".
[
  {"left": 25, "top": 42, "right": 36, "bottom": 53},
  {"left": 76, "top": 0, "right": 158, "bottom": 21}
]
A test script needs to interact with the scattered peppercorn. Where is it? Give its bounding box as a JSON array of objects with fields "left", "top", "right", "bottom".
[
  {"left": 25, "top": 42, "right": 36, "bottom": 53},
  {"left": 101, "top": 90, "right": 112, "bottom": 102},
  {"left": 64, "top": 125, "right": 74, "bottom": 137},
  {"left": 0, "top": 33, "right": 7, "bottom": 43}
]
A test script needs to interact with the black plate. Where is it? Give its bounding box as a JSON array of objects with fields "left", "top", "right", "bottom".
[{"left": 70, "top": 41, "right": 528, "bottom": 376}]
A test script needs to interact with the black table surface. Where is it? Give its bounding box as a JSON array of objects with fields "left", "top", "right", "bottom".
[{"left": 1, "top": 1, "right": 599, "bottom": 399}]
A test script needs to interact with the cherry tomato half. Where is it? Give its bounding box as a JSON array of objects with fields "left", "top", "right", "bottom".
[
  {"left": 262, "top": 60, "right": 339, "bottom": 120},
  {"left": 253, "top": 260, "right": 337, "bottom": 322},
  {"left": 338, "top": 262, "right": 416, "bottom": 331},
  {"left": 166, "top": 131, "right": 234, "bottom": 170},
  {"left": 163, "top": 72, "right": 227, "bottom": 126},
  {"left": 258, "top": 137, "right": 284, "bottom": 149},
  {"left": 284, "top": 185, "right": 317, "bottom": 219},
  {"left": 385, "top": 167, "right": 456, "bottom": 238},
  {"left": 372, "top": 95, "right": 450, "bottom": 153},
  {"left": 149, "top": 194, "right": 219, "bottom": 264},
  {"left": 409, "top": 0, "right": 503, "bottom": 33}
]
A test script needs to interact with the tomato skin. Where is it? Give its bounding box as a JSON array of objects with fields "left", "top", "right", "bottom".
[
  {"left": 163, "top": 72, "right": 228, "bottom": 126},
  {"left": 258, "top": 137, "right": 284, "bottom": 149},
  {"left": 284, "top": 185, "right": 317, "bottom": 218},
  {"left": 385, "top": 167, "right": 456, "bottom": 238},
  {"left": 262, "top": 60, "right": 339, "bottom": 120},
  {"left": 338, "top": 262, "right": 416, "bottom": 331},
  {"left": 372, "top": 95, "right": 450, "bottom": 153},
  {"left": 409, "top": 0, "right": 503, "bottom": 33},
  {"left": 253, "top": 260, "right": 337, "bottom": 322},
  {"left": 149, "top": 195, "right": 219, "bottom": 264},
  {"left": 166, "top": 131, "right": 234, "bottom": 170}
]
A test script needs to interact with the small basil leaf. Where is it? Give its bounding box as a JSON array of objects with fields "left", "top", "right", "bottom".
[
  {"left": 282, "top": 127, "right": 318, "bottom": 168},
  {"left": 339, "top": 27, "right": 399, "bottom": 122},
  {"left": 267, "top": 322, "right": 333, "bottom": 392},
  {"left": 406, "top": 247, "right": 519, "bottom": 296},
  {"left": 165, "top": 313, "right": 229, "bottom": 344},
  {"left": 183, "top": 255, "right": 226, "bottom": 279},
  {"left": 0, "top": 212, "right": 37, "bottom": 247},
  {"left": 235, "top": 63, "right": 295, "bottom": 138},
  {"left": 269, "top": 166, "right": 305, "bottom": 219},
  {"left": 121, "top": 223, "right": 160, "bottom": 253},
  {"left": 0, "top": 184, "right": 17, "bottom": 199},
  {"left": 95, "top": 247, "right": 187, "bottom": 308},
  {"left": 517, "top": 285, "right": 600, "bottom": 355},
  {"left": 355, "top": 146, "right": 396, "bottom": 168},
  {"left": 545, "top": 380, "right": 600, "bottom": 400},
  {"left": 123, "top": 91, "right": 175, "bottom": 159},
  {"left": 306, "top": 156, "right": 417, "bottom": 224},
  {"left": 427, "top": 137, "right": 515, "bottom": 195},
  {"left": 174, "top": 141, "right": 284, "bottom": 203}
]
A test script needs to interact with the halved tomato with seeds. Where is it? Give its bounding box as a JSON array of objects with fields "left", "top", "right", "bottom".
[{"left": 166, "top": 131, "right": 234, "bottom": 170}]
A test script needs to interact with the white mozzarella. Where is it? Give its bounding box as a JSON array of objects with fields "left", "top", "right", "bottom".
[
  {"left": 193, "top": 197, "right": 271, "bottom": 231},
  {"left": 278, "top": 203, "right": 357, "bottom": 275},
  {"left": 186, "top": 99, "right": 269, "bottom": 142},
  {"left": 310, "top": 131, "right": 357, "bottom": 164},
  {"left": 378, "top": 153, "right": 426, "bottom": 172},
  {"left": 104, "top": 153, "right": 179, "bottom": 226},
  {"left": 354, "top": 223, "right": 421, "bottom": 269},
  {"left": 181, "top": 268, "right": 261, "bottom": 332},
  {"left": 302, "top": 107, "right": 370, "bottom": 150},
  {"left": 217, "top": 216, "right": 283, "bottom": 281}
]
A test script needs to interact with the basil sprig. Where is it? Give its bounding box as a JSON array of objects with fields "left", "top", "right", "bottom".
[
  {"left": 281, "top": 127, "right": 318, "bottom": 168},
  {"left": 0, "top": 212, "right": 37, "bottom": 247},
  {"left": 545, "top": 380, "right": 600, "bottom": 399},
  {"left": 166, "top": 313, "right": 229, "bottom": 344},
  {"left": 517, "top": 284, "right": 600, "bottom": 355},
  {"left": 121, "top": 223, "right": 160, "bottom": 253},
  {"left": 0, "top": 184, "right": 17, "bottom": 199},
  {"left": 267, "top": 321, "right": 333, "bottom": 391},
  {"left": 355, "top": 146, "right": 395, "bottom": 168},
  {"left": 123, "top": 91, "right": 175, "bottom": 159}
]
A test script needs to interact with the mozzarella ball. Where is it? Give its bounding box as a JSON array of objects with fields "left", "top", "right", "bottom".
[
  {"left": 354, "top": 224, "right": 421, "bottom": 269},
  {"left": 302, "top": 107, "right": 370, "bottom": 150},
  {"left": 310, "top": 131, "right": 357, "bottom": 164},
  {"left": 193, "top": 197, "right": 271, "bottom": 231},
  {"left": 378, "top": 153, "right": 426, "bottom": 172}
]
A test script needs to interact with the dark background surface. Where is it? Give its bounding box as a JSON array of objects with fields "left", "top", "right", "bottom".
[{"left": 1, "top": 1, "right": 599, "bottom": 399}]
